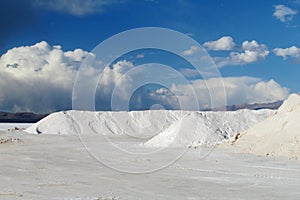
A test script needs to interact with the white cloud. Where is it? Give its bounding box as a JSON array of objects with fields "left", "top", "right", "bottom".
[
  {"left": 98, "top": 60, "right": 134, "bottom": 96},
  {"left": 0, "top": 41, "right": 289, "bottom": 113},
  {"left": 151, "top": 77, "right": 289, "bottom": 110},
  {"left": 33, "top": 0, "right": 123, "bottom": 16},
  {"left": 0, "top": 41, "right": 91, "bottom": 113},
  {"left": 202, "top": 37, "right": 269, "bottom": 67},
  {"left": 182, "top": 46, "right": 199, "bottom": 56},
  {"left": 0, "top": 41, "right": 135, "bottom": 113},
  {"left": 273, "top": 5, "right": 298, "bottom": 23},
  {"left": 203, "top": 36, "right": 235, "bottom": 51},
  {"left": 273, "top": 46, "right": 300, "bottom": 60},
  {"left": 215, "top": 40, "right": 269, "bottom": 67}
]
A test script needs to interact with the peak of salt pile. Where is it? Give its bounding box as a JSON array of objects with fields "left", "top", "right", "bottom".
[
  {"left": 233, "top": 93, "right": 300, "bottom": 159},
  {"left": 278, "top": 93, "right": 300, "bottom": 114},
  {"left": 26, "top": 109, "right": 273, "bottom": 147}
]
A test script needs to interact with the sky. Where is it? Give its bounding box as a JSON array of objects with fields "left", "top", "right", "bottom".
[{"left": 0, "top": 0, "right": 300, "bottom": 113}]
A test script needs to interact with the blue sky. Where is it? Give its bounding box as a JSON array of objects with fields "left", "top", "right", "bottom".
[{"left": 0, "top": 0, "right": 300, "bottom": 113}]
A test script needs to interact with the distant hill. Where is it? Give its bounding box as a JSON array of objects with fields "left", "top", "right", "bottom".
[
  {"left": 204, "top": 100, "right": 283, "bottom": 111},
  {"left": 0, "top": 112, "right": 48, "bottom": 123}
]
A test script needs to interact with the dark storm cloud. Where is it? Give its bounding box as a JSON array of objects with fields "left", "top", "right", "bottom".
[{"left": 0, "top": 0, "right": 36, "bottom": 53}]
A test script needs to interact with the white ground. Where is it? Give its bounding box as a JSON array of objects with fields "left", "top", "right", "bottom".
[
  {"left": 0, "top": 123, "right": 33, "bottom": 131},
  {"left": 2, "top": 94, "right": 300, "bottom": 199},
  {"left": 0, "top": 130, "right": 300, "bottom": 200}
]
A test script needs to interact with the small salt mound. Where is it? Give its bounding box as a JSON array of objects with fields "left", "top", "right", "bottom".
[
  {"left": 145, "top": 109, "right": 273, "bottom": 148},
  {"left": 233, "top": 93, "right": 300, "bottom": 159},
  {"left": 144, "top": 112, "right": 206, "bottom": 147},
  {"left": 26, "top": 111, "right": 81, "bottom": 135}
]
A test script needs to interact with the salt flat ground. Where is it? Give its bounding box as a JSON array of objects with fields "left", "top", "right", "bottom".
[
  {"left": 0, "top": 131, "right": 300, "bottom": 200},
  {"left": 0, "top": 123, "right": 33, "bottom": 131}
]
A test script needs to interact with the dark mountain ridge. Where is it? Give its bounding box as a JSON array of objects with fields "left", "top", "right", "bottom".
[
  {"left": 0, "top": 112, "right": 48, "bottom": 123},
  {"left": 206, "top": 100, "right": 283, "bottom": 111}
]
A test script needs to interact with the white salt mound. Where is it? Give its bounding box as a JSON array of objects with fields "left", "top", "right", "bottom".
[
  {"left": 26, "top": 110, "right": 184, "bottom": 136},
  {"left": 26, "top": 109, "right": 273, "bottom": 147},
  {"left": 144, "top": 109, "right": 272, "bottom": 147},
  {"left": 233, "top": 93, "right": 300, "bottom": 159}
]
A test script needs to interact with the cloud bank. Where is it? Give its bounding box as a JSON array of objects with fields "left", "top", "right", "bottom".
[
  {"left": 0, "top": 41, "right": 89, "bottom": 113},
  {"left": 0, "top": 41, "right": 289, "bottom": 113},
  {"left": 150, "top": 77, "right": 289, "bottom": 110}
]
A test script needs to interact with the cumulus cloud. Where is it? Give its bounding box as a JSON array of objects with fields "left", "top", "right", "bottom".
[
  {"left": 97, "top": 60, "right": 135, "bottom": 97},
  {"left": 33, "top": 0, "right": 124, "bottom": 16},
  {"left": 203, "top": 36, "right": 235, "bottom": 51},
  {"left": 273, "top": 5, "right": 298, "bottom": 23},
  {"left": 0, "top": 41, "right": 138, "bottom": 113},
  {"left": 182, "top": 46, "right": 199, "bottom": 56},
  {"left": 273, "top": 46, "right": 300, "bottom": 60},
  {"left": 0, "top": 41, "right": 91, "bottom": 113},
  {"left": 150, "top": 77, "right": 289, "bottom": 110},
  {"left": 215, "top": 40, "right": 269, "bottom": 67},
  {"left": 0, "top": 41, "right": 289, "bottom": 113}
]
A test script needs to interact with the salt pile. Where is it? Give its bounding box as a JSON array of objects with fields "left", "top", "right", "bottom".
[
  {"left": 232, "top": 93, "right": 300, "bottom": 159},
  {"left": 26, "top": 110, "right": 184, "bottom": 136},
  {"left": 144, "top": 109, "right": 272, "bottom": 147},
  {"left": 26, "top": 109, "right": 273, "bottom": 147}
]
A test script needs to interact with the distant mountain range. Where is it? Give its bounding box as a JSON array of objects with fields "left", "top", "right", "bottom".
[
  {"left": 0, "top": 112, "right": 48, "bottom": 123},
  {"left": 0, "top": 101, "right": 283, "bottom": 123},
  {"left": 205, "top": 100, "right": 283, "bottom": 111}
]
